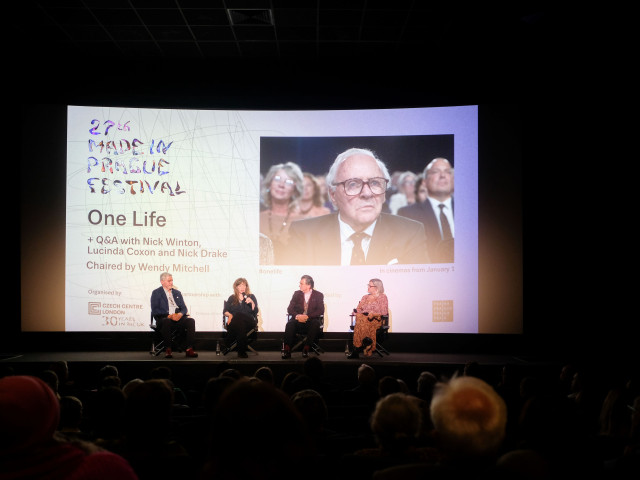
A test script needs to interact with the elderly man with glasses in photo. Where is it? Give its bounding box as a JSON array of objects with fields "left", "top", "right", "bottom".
[{"left": 281, "top": 148, "right": 429, "bottom": 265}]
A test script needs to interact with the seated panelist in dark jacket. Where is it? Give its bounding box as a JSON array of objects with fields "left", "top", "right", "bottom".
[
  {"left": 150, "top": 272, "right": 198, "bottom": 358},
  {"left": 282, "top": 275, "right": 324, "bottom": 359},
  {"left": 223, "top": 277, "right": 258, "bottom": 358}
]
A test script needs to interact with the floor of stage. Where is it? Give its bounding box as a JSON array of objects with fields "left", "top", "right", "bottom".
[
  {"left": 1, "top": 349, "right": 563, "bottom": 393},
  {"left": 1, "top": 349, "right": 538, "bottom": 364}
]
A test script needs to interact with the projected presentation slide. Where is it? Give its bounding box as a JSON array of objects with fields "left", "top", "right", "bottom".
[{"left": 65, "top": 105, "right": 477, "bottom": 333}]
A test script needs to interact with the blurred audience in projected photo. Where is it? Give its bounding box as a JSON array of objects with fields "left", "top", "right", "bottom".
[
  {"left": 397, "top": 157, "right": 454, "bottom": 263},
  {"left": 223, "top": 277, "right": 259, "bottom": 358},
  {"left": 413, "top": 174, "right": 430, "bottom": 204},
  {"left": 259, "top": 162, "right": 304, "bottom": 264},
  {"left": 387, "top": 171, "right": 418, "bottom": 215},
  {"left": 282, "top": 148, "right": 429, "bottom": 265},
  {"left": 314, "top": 173, "right": 335, "bottom": 212},
  {"left": 259, "top": 233, "right": 275, "bottom": 265},
  {"left": 0, "top": 375, "right": 138, "bottom": 479},
  {"left": 348, "top": 278, "right": 389, "bottom": 359},
  {"left": 295, "top": 172, "right": 331, "bottom": 219}
]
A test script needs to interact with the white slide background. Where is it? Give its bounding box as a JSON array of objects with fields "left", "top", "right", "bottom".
[{"left": 65, "top": 105, "right": 477, "bottom": 333}]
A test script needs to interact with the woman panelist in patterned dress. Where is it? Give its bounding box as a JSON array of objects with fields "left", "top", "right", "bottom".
[{"left": 348, "top": 278, "right": 389, "bottom": 359}]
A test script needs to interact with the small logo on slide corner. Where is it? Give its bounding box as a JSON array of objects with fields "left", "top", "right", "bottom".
[
  {"left": 432, "top": 300, "right": 453, "bottom": 322},
  {"left": 88, "top": 302, "right": 101, "bottom": 315}
]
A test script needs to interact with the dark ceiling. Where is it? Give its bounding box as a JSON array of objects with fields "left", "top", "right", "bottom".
[
  {"left": 14, "top": 0, "right": 558, "bottom": 61},
  {"left": 11, "top": 1, "right": 578, "bottom": 107}
]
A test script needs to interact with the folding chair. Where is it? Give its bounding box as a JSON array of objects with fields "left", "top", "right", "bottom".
[
  {"left": 149, "top": 314, "right": 186, "bottom": 356},
  {"left": 288, "top": 313, "right": 325, "bottom": 355},
  {"left": 349, "top": 310, "right": 391, "bottom": 357}
]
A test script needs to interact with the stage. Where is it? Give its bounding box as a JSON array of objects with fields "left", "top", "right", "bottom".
[{"left": 1, "top": 345, "right": 562, "bottom": 395}]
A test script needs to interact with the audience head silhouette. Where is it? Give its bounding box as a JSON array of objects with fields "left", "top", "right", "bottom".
[{"left": 430, "top": 375, "right": 507, "bottom": 463}]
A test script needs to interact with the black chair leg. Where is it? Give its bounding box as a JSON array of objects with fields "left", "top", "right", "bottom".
[
  {"left": 292, "top": 336, "right": 306, "bottom": 353},
  {"left": 222, "top": 342, "right": 237, "bottom": 355},
  {"left": 151, "top": 342, "right": 165, "bottom": 356}
]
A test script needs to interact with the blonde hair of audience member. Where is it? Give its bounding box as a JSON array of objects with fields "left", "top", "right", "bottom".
[
  {"left": 296, "top": 172, "right": 331, "bottom": 218},
  {"left": 370, "top": 392, "right": 422, "bottom": 451},
  {"left": 261, "top": 162, "right": 304, "bottom": 212},
  {"left": 388, "top": 171, "right": 418, "bottom": 214},
  {"left": 259, "top": 162, "right": 305, "bottom": 255},
  {"left": 430, "top": 375, "right": 507, "bottom": 461}
]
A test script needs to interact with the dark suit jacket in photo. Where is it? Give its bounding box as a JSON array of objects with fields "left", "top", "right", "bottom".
[
  {"left": 397, "top": 198, "right": 454, "bottom": 263},
  {"left": 150, "top": 286, "right": 189, "bottom": 319},
  {"left": 280, "top": 213, "right": 429, "bottom": 265},
  {"left": 287, "top": 289, "right": 325, "bottom": 318}
]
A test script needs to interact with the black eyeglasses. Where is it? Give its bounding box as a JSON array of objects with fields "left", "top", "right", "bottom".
[{"left": 334, "top": 177, "right": 388, "bottom": 196}]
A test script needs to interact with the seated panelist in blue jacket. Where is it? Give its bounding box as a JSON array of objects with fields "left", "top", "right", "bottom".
[{"left": 150, "top": 272, "right": 198, "bottom": 358}]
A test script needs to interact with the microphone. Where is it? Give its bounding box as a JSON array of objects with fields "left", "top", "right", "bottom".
[{"left": 243, "top": 294, "right": 248, "bottom": 303}]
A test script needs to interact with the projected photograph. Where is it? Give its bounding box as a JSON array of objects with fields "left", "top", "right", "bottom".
[
  {"left": 258, "top": 135, "right": 454, "bottom": 265},
  {"left": 63, "top": 105, "right": 478, "bottom": 334}
]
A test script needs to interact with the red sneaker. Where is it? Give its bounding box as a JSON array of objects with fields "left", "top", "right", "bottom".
[
  {"left": 185, "top": 348, "right": 198, "bottom": 358},
  {"left": 165, "top": 348, "right": 173, "bottom": 359}
]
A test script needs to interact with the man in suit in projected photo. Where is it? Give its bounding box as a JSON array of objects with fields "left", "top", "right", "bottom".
[
  {"left": 150, "top": 272, "right": 198, "bottom": 358},
  {"left": 281, "top": 148, "right": 429, "bottom": 266},
  {"left": 398, "top": 158, "right": 454, "bottom": 263}
]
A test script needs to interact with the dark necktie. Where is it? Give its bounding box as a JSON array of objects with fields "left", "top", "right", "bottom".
[
  {"left": 350, "top": 232, "right": 366, "bottom": 265},
  {"left": 439, "top": 204, "right": 453, "bottom": 240}
]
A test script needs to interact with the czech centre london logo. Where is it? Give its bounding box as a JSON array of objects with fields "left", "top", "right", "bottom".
[{"left": 88, "top": 302, "right": 101, "bottom": 315}]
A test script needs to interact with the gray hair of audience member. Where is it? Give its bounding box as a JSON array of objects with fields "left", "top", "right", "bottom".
[
  {"left": 99, "top": 364, "right": 118, "bottom": 379},
  {"left": 122, "top": 378, "right": 144, "bottom": 397},
  {"left": 254, "top": 366, "right": 274, "bottom": 385},
  {"left": 369, "top": 278, "right": 385, "bottom": 294},
  {"left": 261, "top": 161, "right": 304, "bottom": 209},
  {"left": 397, "top": 170, "right": 417, "bottom": 187},
  {"left": 430, "top": 375, "right": 507, "bottom": 459},
  {"left": 358, "top": 363, "right": 376, "bottom": 386},
  {"left": 370, "top": 392, "right": 422, "bottom": 449},
  {"left": 423, "top": 157, "right": 454, "bottom": 177},
  {"left": 325, "top": 147, "right": 391, "bottom": 192},
  {"left": 290, "top": 389, "right": 328, "bottom": 433},
  {"left": 417, "top": 371, "right": 438, "bottom": 399},
  {"left": 58, "top": 395, "right": 83, "bottom": 429}
]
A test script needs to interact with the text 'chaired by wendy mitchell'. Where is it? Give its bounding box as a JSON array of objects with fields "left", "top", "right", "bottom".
[{"left": 84, "top": 228, "right": 228, "bottom": 273}]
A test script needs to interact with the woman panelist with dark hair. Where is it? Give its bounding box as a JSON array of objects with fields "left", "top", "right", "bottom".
[
  {"left": 348, "top": 278, "right": 389, "bottom": 359},
  {"left": 223, "top": 278, "right": 258, "bottom": 358}
]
